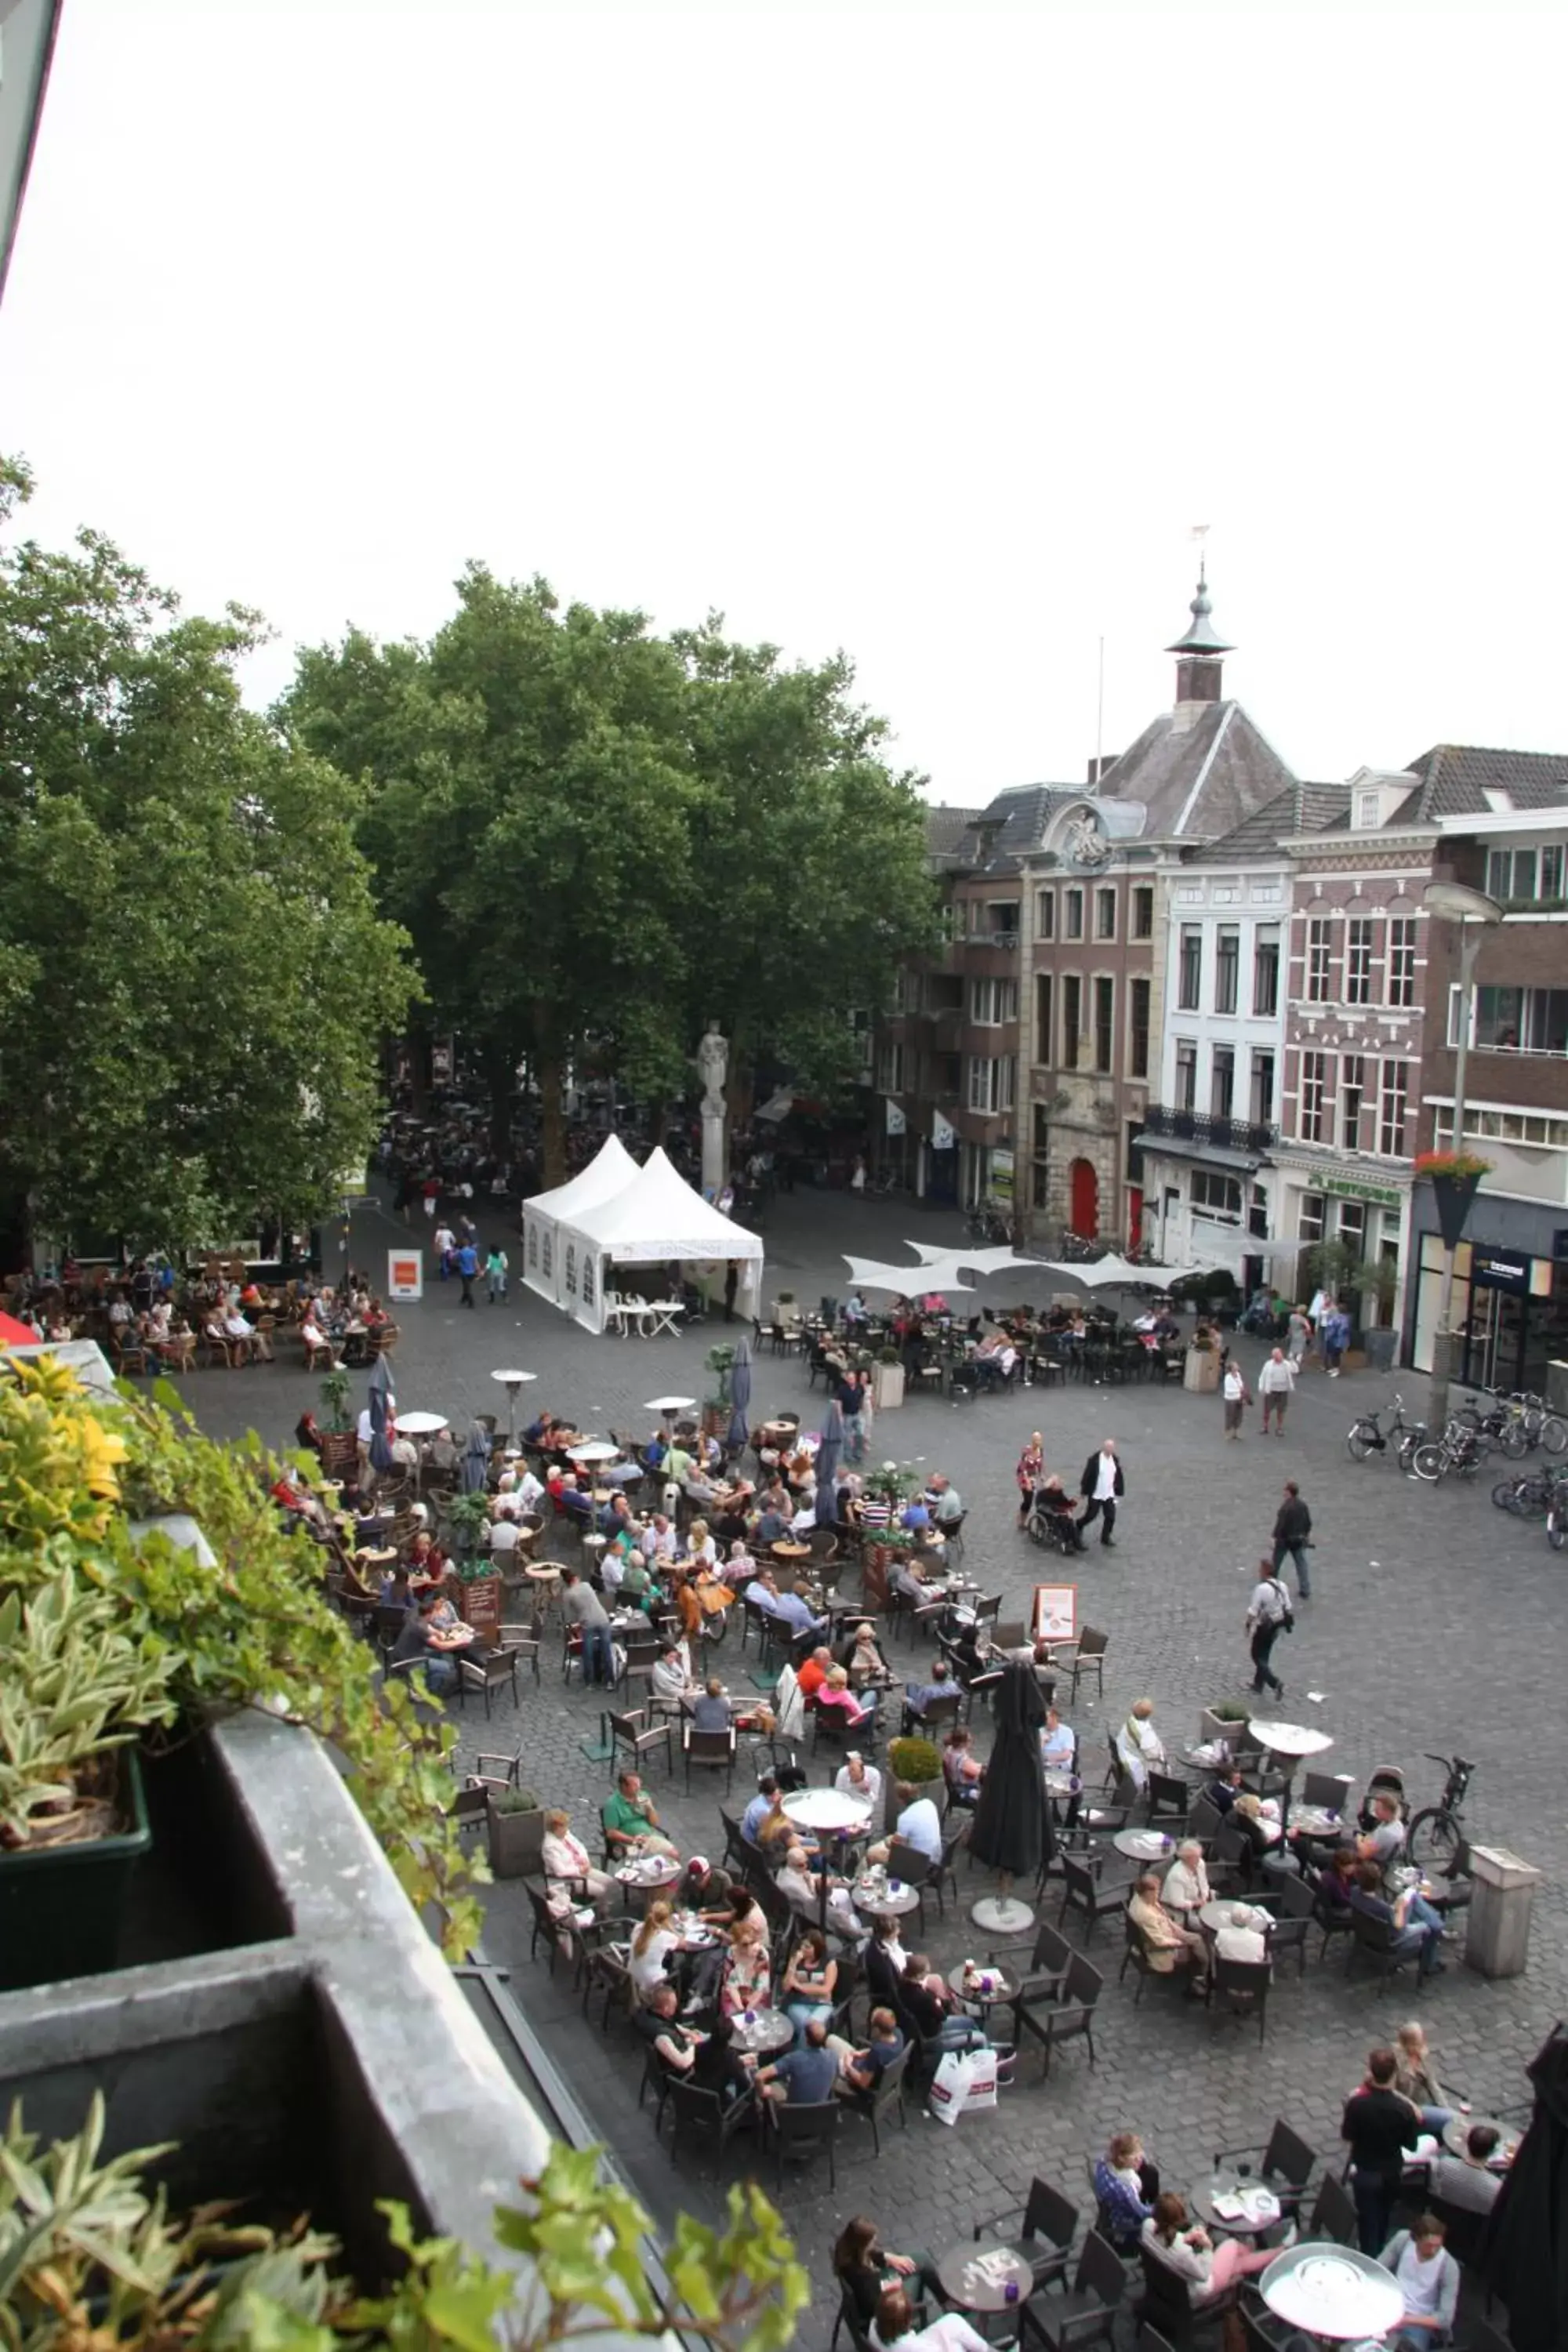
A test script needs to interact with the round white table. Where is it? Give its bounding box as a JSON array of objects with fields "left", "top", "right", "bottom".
[
  {"left": 645, "top": 1396, "right": 697, "bottom": 1423},
  {"left": 568, "top": 1441, "right": 622, "bottom": 1468},
  {"left": 395, "top": 1410, "right": 448, "bottom": 1436},
  {"left": 1259, "top": 2243, "right": 1404, "bottom": 2342},
  {"left": 1247, "top": 1719, "right": 1335, "bottom": 1831},
  {"left": 782, "top": 1788, "right": 874, "bottom": 1933}
]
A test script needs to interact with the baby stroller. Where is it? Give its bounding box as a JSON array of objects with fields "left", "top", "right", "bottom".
[{"left": 1357, "top": 1763, "right": 1409, "bottom": 1834}]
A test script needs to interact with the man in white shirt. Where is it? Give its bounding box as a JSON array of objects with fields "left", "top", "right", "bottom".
[
  {"left": 892, "top": 1782, "right": 942, "bottom": 1861},
  {"left": 488, "top": 1516, "right": 521, "bottom": 1556},
  {"left": 1078, "top": 1439, "right": 1125, "bottom": 1548},
  {"left": 1116, "top": 1699, "right": 1166, "bottom": 1791},
  {"left": 644, "top": 1515, "right": 677, "bottom": 1560},
  {"left": 1222, "top": 1359, "right": 1248, "bottom": 1440},
  {"left": 834, "top": 1752, "right": 883, "bottom": 1813},
  {"left": 1213, "top": 1904, "right": 1269, "bottom": 1964},
  {"left": 432, "top": 1223, "right": 456, "bottom": 1269},
  {"left": 1163, "top": 1842, "right": 1211, "bottom": 1921},
  {"left": 515, "top": 1466, "right": 545, "bottom": 1512},
  {"left": 1256, "top": 1347, "right": 1298, "bottom": 1437}
]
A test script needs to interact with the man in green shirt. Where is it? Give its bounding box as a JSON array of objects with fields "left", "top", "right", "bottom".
[{"left": 601, "top": 1771, "right": 678, "bottom": 1859}]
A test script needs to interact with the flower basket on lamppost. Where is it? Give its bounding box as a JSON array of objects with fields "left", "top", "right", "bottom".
[{"left": 1417, "top": 1149, "right": 1492, "bottom": 1250}]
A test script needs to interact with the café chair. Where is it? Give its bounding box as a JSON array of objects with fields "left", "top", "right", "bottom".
[
  {"left": 840, "top": 2042, "right": 910, "bottom": 2157},
  {"left": 1305, "top": 2171, "right": 1356, "bottom": 2245},
  {"left": 683, "top": 1723, "right": 737, "bottom": 1795},
  {"left": 1058, "top": 1853, "right": 1134, "bottom": 1940},
  {"left": 607, "top": 1707, "right": 673, "bottom": 1780},
  {"left": 1012, "top": 1951, "right": 1103, "bottom": 2080},
  {"left": 970, "top": 2176, "right": 1078, "bottom": 2293},
  {"left": 1017, "top": 2229, "right": 1125, "bottom": 2352},
  {"left": 1207, "top": 1954, "right": 1273, "bottom": 2044},
  {"left": 763, "top": 2096, "right": 840, "bottom": 2191},
  {"left": 1211, "top": 2119, "right": 1316, "bottom": 2218},
  {"left": 667, "top": 2077, "right": 758, "bottom": 2175},
  {"left": 1136, "top": 2249, "right": 1199, "bottom": 2349}
]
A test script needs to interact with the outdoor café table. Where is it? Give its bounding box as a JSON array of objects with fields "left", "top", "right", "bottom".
[
  {"left": 1114, "top": 1828, "right": 1178, "bottom": 1866},
  {"left": 771, "top": 1541, "right": 813, "bottom": 1566},
  {"left": 1198, "top": 1900, "right": 1273, "bottom": 1936},
  {"left": 1190, "top": 2177, "right": 1285, "bottom": 2240},
  {"left": 614, "top": 1856, "right": 681, "bottom": 1910},
  {"left": 946, "top": 1963, "right": 1019, "bottom": 2016},
  {"left": 568, "top": 1440, "right": 622, "bottom": 1474},
  {"left": 782, "top": 1790, "right": 873, "bottom": 1921},
  {"left": 1180, "top": 1741, "right": 1233, "bottom": 1775},
  {"left": 1286, "top": 1803, "right": 1345, "bottom": 1842},
  {"left": 1443, "top": 2116, "right": 1523, "bottom": 2162},
  {"left": 1246, "top": 1719, "right": 1335, "bottom": 1830},
  {"left": 1258, "top": 2243, "right": 1404, "bottom": 2342},
  {"left": 643, "top": 1301, "right": 685, "bottom": 1338},
  {"left": 395, "top": 1410, "right": 449, "bottom": 1436},
  {"left": 851, "top": 1878, "right": 921, "bottom": 1924},
  {"left": 526, "top": 1562, "right": 564, "bottom": 1620},
  {"left": 728, "top": 2007, "right": 793, "bottom": 2056},
  {"left": 935, "top": 2243, "right": 1033, "bottom": 2319}
]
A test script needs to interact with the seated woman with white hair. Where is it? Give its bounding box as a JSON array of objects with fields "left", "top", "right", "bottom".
[{"left": 1162, "top": 1841, "right": 1211, "bottom": 1922}]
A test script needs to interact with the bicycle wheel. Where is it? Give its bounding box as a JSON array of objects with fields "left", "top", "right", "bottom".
[
  {"left": 1541, "top": 1416, "right": 1568, "bottom": 1455},
  {"left": 1407, "top": 1807, "right": 1460, "bottom": 1871},
  {"left": 1499, "top": 1421, "right": 1530, "bottom": 1459},
  {"left": 1548, "top": 1508, "right": 1566, "bottom": 1553},
  {"left": 1410, "top": 1443, "right": 1446, "bottom": 1483},
  {"left": 1493, "top": 1479, "right": 1523, "bottom": 1512},
  {"left": 1454, "top": 1403, "right": 1485, "bottom": 1432},
  {"left": 1347, "top": 1424, "right": 1379, "bottom": 1464},
  {"left": 1397, "top": 1432, "right": 1426, "bottom": 1473}
]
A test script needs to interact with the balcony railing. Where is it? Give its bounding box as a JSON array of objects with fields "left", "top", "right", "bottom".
[{"left": 1143, "top": 1104, "right": 1278, "bottom": 1155}]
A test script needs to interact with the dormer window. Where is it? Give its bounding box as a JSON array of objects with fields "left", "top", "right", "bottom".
[{"left": 1355, "top": 789, "right": 1381, "bottom": 830}]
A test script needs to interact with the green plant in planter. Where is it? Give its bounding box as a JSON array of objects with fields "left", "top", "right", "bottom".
[
  {"left": 445, "top": 1490, "right": 495, "bottom": 1563},
  {"left": 0, "top": 1354, "right": 484, "bottom": 1959},
  {"left": 887, "top": 1735, "right": 941, "bottom": 1786},
  {"left": 876, "top": 1345, "right": 902, "bottom": 1366},
  {"left": 0, "top": 2097, "right": 809, "bottom": 2352},
  {"left": 1209, "top": 1698, "right": 1249, "bottom": 1723},
  {"left": 491, "top": 1785, "right": 541, "bottom": 1815},
  {"left": 318, "top": 1366, "right": 352, "bottom": 1432},
  {"left": 704, "top": 1343, "right": 737, "bottom": 1407},
  {"left": 0, "top": 1568, "right": 179, "bottom": 1847}
]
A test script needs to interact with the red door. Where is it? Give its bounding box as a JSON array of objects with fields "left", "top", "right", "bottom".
[
  {"left": 1127, "top": 1185, "right": 1144, "bottom": 1249},
  {"left": 1069, "top": 1157, "right": 1098, "bottom": 1239}
]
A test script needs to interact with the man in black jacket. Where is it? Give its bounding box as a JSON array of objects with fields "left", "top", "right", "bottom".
[
  {"left": 1271, "top": 1480, "right": 1313, "bottom": 1597},
  {"left": 1341, "top": 2046, "right": 1422, "bottom": 2251},
  {"left": 1078, "top": 1439, "right": 1126, "bottom": 1548}
]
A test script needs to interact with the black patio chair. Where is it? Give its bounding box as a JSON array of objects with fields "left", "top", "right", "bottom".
[
  {"left": 1017, "top": 2229, "right": 1125, "bottom": 2352},
  {"left": 456, "top": 1644, "right": 524, "bottom": 1717},
  {"left": 1146, "top": 1771, "right": 1190, "bottom": 1828},
  {"left": 666, "top": 2077, "right": 759, "bottom": 2173},
  {"left": 969, "top": 2176, "right": 1078, "bottom": 2293},
  {"left": 607, "top": 1707, "right": 673, "bottom": 1782},
  {"left": 763, "top": 2096, "right": 841, "bottom": 2191},
  {"left": 1058, "top": 1853, "right": 1134, "bottom": 1940},
  {"left": 841, "top": 2044, "right": 910, "bottom": 2157},
  {"left": 1013, "top": 1951, "right": 1102, "bottom": 2080},
  {"left": 1207, "top": 1954, "right": 1272, "bottom": 2043},
  {"left": 683, "top": 1724, "right": 737, "bottom": 1795},
  {"left": 1305, "top": 2171, "right": 1356, "bottom": 2245},
  {"left": 1212, "top": 2119, "right": 1317, "bottom": 2217}
]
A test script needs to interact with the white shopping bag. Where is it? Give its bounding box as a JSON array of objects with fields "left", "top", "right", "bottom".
[
  {"left": 927, "top": 2049, "right": 975, "bottom": 2126},
  {"left": 964, "top": 2048, "right": 1000, "bottom": 2112}
]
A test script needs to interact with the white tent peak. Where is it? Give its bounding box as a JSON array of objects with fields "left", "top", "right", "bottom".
[
  {"left": 523, "top": 1131, "right": 637, "bottom": 1219},
  {"left": 568, "top": 1146, "right": 760, "bottom": 1262}
]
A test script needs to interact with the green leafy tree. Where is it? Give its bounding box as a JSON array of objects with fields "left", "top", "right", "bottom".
[{"left": 0, "top": 460, "right": 415, "bottom": 1254}]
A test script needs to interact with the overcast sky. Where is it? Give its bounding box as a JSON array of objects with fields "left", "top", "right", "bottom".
[{"left": 5, "top": 2, "right": 1566, "bottom": 801}]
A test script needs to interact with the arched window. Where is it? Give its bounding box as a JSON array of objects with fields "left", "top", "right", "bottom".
[
  {"left": 527, "top": 1222, "right": 539, "bottom": 1269},
  {"left": 583, "top": 1254, "right": 596, "bottom": 1306},
  {"left": 565, "top": 1243, "right": 577, "bottom": 1296}
]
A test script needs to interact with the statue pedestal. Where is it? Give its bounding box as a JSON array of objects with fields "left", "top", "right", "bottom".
[{"left": 701, "top": 1108, "right": 726, "bottom": 1200}]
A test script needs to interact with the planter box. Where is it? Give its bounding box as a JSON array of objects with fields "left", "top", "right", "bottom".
[
  {"left": 0, "top": 1750, "right": 152, "bottom": 1993},
  {"left": 872, "top": 1363, "right": 906, "bottom": 1411},
  {"left": 456, "top": 1570, "right": 503, "bottom": 1644},
  {"left": 487, "top": 1798, "right": 546, "bottom": 1879},
  {"left": 318, "top": 1428, "right": 358, "bottom": 1479},
  {"left": 1200, "top": 1707, "right": 1250, "bottom": 1748},
  {"left": 1183, "top": 1351, "right": 1221, "bottom": 1394},
  {"left": 1362, "top": 1328, "right": 1397, "bottom": 1373}
]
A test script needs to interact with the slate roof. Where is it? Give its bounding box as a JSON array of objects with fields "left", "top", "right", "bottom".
[
  {"left": 1202, "top": 780, "right": 1352, "bottom": 859},
  {"left": 924, "top": 804, "right": 987, "bottom": 862},
  {"left": 1097, "top": 699, "right": 1298, "bottom": 840},
  {"left": 1397, "top": 743, "right": 1568, "bottom": 822}
]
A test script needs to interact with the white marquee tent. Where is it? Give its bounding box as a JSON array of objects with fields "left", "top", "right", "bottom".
[
  {"left": 556, "top": 1145, "right": 764, "bottom": 1334},
  {"left": 521, "top": 1133, "right": 639, "bottom": 1310}
]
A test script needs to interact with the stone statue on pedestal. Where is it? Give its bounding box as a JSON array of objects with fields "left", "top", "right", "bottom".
[{"left": 695, "top": 1022, "right": 729, "bottom": 1199}]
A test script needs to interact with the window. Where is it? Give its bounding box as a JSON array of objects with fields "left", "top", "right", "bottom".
[
  {"left": 1178, "top": 925, "right": 1202, "bottom": 1011},
  {"left": 582, "top": 1254, "right": 595, "bottom": 1306},
  {"left": 1032, "top": 1104, "right": 1051, "bottom": 1154},
  {"left": 877, "top": 1040, "right": 904, "bottom": 1091},
  {"left": 1175, "top": 1038, "right": 1197, "bottom": 1112},
  {"left": 564, "top": 1243, "right": 576, "bottom": 1297},
  {"left": 542, "top": 1230, "right": 553, "bottom": 1279},
  {"left": 1341, "top": 1053, "right": 1365, "bottom": 1149},
  {"left": 1454, "top": 985, "right": 1568, "bottom": 1053},
  {"left": 1307, "top": 916, "right": 1334, "bottom": 1003},
  {"left": 985, "top": 900, "right": 1020, "bottom": 939},
  {"left": 1093, "top": 976, "right": 1114, "bottom": 1073},
  {"left": 1346, "top": 916, "right": 1375, "bottom": 1006},
  {"left": 1132, "top": 885, "right": 1154, "bottom": 939},
  {"left": 1337, "top": 1200, "right": 1367, "bottom": 1251},
  {"left": 1210, "top": 1044, "right": 1236, "bottom": 1121},
  {"left": 1129, "top": 977, "right": 1150, "bottom": 1080},
  {"left": 1214, "top": 924, "right": 1240, "bottom": 1014},
  {"left": 1036, "top": 888, "right": 1055, "bottom": 940},
  {"left": 1378, "top": 1060, "right": 1408, "bottom": 1156},
  {"left": 1298, "top": 1192, "right": 1327, "bottom": 1244},
  {"left": 1253, "top": 926, "right": 1280, "bottom": 1017},
  {"left": 968, "top": 978, "right": 1018, "bottom": 1025},
  {"left": 1095, "top": 887, "right": 1117, "bottom": 941},
  {"left": 1249, "top": 1048, "right": 1275, "bottom": 1127},
  {"left": 1387, "top": 916, "right": 1416, "bottom": 1007},
  {"left": 1064, "top": 888, "right": 1084, "bottom": 941},
  {"left": 966, "top": 1055, "right": 1015, "bottom": 1114},
  {"left": 527, "top": 1223, "right": 539, "bottom": 1269},
  {"left": 1035, "top": 974, "right": 1053, "bottom": 1065},
  {"left": 1356, "top": 789, "right": 1381, "bottom": 829},
  {"left": 1062, "top": 977, "right": 1082, "bottom": 1069},
  {"left": 1299, "top": 1050, "right": 1327, "bottom": 1143},
  {"left": 1192, "top": 1170, "right": 1243, "bottom": 1218},
  {"left": 1486, "top": 845, "right": 1566, "bottom": 902}
]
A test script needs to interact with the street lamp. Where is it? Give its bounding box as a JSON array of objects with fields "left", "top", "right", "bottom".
[{"left": 1421, "top": 878, "right": 1504, "bottom": 1430}]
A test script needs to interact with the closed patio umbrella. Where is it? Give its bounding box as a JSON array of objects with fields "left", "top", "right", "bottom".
[
  {"left": 726, "top": 1333, "right": 753, "bottom": 1455},
  {"left": 368, "top": 1352, "right": 395, "bottom": 1403},
  {"left": 1482, "top": 2024, "right": 1568, "bottom": 2350},
  {"left": 463, "top": 1419, "right": 491, "bottom": 1494},
  {"left": 815, "top": 1398, "right": 844, "bottom": 1497},
  {"left": 367, "top": 1377, "right": 394, "bottom": 1475},
  {"left": 969, "top": 1660, "right": 1051, "bottom": 1933}
]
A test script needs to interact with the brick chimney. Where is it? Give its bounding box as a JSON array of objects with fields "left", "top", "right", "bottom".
[{"left": 1166, "top": 561, "right": 1233, "bottom": 730}]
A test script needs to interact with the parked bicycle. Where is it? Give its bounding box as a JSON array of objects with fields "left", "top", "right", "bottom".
[
  {"left": 1490, "top": 1464, "right": 1568, "bottom": 1519},
  {"left": 1457, "top": 1387, "right": 1568, "bottom": 1457},
  {"left": 1406, "top": 1752, "right": 1475, "bottom": 1871},
  {"left": 965, "top": 1203, "right": 1014, "bottom": 1245},
  {"left": 1409, "top": 1420, "right": 1489, "bottom": 1483},
  {"left": 1345, "top": 1393, "right": 1427, "bottom": 1470}
]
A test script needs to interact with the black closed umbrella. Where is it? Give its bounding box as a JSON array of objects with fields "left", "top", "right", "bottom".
[
  {"left": 970, "top": 1660, "right": 1051, "bottom": 1891},
  {"left": 1482, "top": 2024, "right": 1568, "bottom": 2351}
]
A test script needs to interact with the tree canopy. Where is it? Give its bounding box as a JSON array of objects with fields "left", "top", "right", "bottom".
[
  {"left": 283, "top": 572, "right": 939, "bottom": 1179},
  {"left": 0, "top": 460, "right": 415, "bottom": 1255}
]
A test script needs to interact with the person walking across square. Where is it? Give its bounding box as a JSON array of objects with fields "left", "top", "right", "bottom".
[
  {"left": 1257, "top": 1347, "right": 1296, "bottom": 1436},
  {"left": 1245, "top": 1559, "right": 1292, "bottom": 1698},
  {"left": 1078, "top": 1439, "right": 1125, "bottom": 1548},
  {"left": 1271, "top": 1481, "right": 1313, "bottom": 1598}
]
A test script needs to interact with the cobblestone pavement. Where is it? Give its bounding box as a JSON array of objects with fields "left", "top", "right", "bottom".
[{"left": 189, "top": 1185, "right": 1568, "bottom": 2341}]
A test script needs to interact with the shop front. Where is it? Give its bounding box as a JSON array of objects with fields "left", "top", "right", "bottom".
[{"left": 1407, "top": 1195, "right": 1568, "bottom": 1392}]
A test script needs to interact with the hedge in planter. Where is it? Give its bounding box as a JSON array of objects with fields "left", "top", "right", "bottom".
[{"left": 0, "top": 1353, "right": 483, "bottom": 1963}]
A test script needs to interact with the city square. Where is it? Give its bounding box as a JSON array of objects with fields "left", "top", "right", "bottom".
[{"left": 186, "top": 1182, "right": 1568, "bottom": 2347}]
